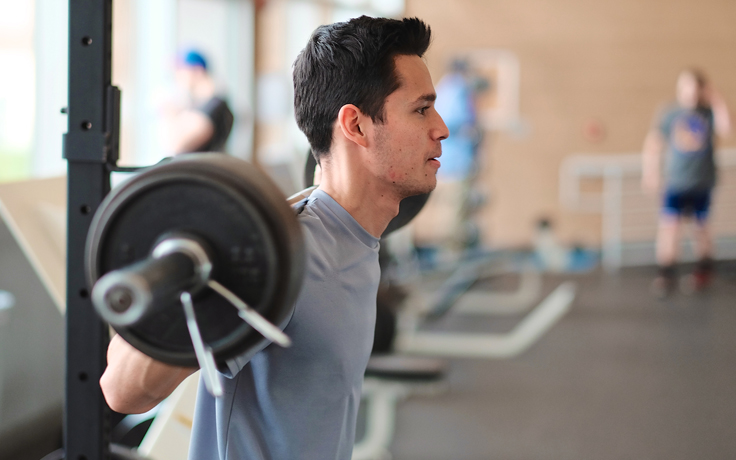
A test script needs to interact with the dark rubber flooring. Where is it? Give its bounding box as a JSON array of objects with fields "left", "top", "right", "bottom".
[{"left": 388, "top": 264, "right": 736, "bottom": 460}]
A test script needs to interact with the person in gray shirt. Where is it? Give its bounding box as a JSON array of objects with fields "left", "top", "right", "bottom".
[
  {"left": 642, "top": 68, "right": 731, "bottom": 296},
  {"left": 100, "top": 16, "right": 449, "bottom": 460}
]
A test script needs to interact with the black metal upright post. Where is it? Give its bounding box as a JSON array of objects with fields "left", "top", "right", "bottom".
[{"left": 64, "top": 1, "right": 117, "bottom": 459}]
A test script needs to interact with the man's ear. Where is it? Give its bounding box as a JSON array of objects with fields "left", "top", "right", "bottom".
[{"left": 337, "top": 104, "right": 370, "bottom": 148}]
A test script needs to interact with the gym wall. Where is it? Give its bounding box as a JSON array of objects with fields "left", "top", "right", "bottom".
[{"left": 407, "top": 0, "right": 736, "bottom": 248}]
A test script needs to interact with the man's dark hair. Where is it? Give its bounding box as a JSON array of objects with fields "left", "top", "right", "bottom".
[
  {"left": 683, "top": 67, "right": 707, "bottom": 89},
  {"left": 293, "top": 16, "right": 432, "bottom": 161}
]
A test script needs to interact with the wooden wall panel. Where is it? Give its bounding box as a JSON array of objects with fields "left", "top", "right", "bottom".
[{"left": 407, "top": 0, "right": 736, "bottom": 247}]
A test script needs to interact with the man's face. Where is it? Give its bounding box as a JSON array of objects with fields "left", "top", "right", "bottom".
[
  {"left": 369, "top": 55, "right": 449, "bottom": 198},
  {"left": 676, "top": 72, "right": 700, "bottom": 109},
  {"left": 175, "top": 65, "right": 205, "bottom": 94}
]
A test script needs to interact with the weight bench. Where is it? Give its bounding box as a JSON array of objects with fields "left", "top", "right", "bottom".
[
  {"left": 423, "top": 256, "right": 543, "bottom": 318},
  {"left": 395, "top": 281, "right": 577, "bottom": 359}
]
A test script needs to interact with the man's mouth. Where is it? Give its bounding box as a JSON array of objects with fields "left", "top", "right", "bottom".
[{"left": 427, "top": 151, "right": 442, "bottom": 161}]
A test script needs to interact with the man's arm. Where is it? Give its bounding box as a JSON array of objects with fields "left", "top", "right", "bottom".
[
  {"left": 642, "top": 130, "right": 664, "bottom": 193},
  {"left": 164, "top": 109, "right": 215, "bottom": 154},
  {"left": 707, "top": 87, "right": 732, "bottom": 139},
  {"left": 100, "top": 334, "right": 196, "bottom": 414}
]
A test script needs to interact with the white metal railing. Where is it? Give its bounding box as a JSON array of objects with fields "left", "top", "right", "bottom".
[
  {"left": 395, "top": 282, "right": 576, "bottom": 359},
  {"left": 560, "top": 148, "right": 736, "bottom": 271}
]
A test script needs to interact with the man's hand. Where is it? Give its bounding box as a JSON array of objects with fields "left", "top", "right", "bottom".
[
  {"left": 705, "top": 85, "right": 732, "bottom": 139},
  {"left": 100, "top": 334, "right": 196, "bottom": 414},
  {"left": 642, "top": 168, "right": 660, "bottom": 193},
  {"left": 641, "top": 130, "right": 663, "bottom": 194}
]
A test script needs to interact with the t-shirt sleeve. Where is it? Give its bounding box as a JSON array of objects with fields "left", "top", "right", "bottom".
[
  {"left": 219, "top": 306, "right": 296, "bottom": 379},
  {"left": 655, "top": 104, "right": 676, "bottom": 137},
  {"left": 218, "top": 201, "right": 311, "bottom": 379},
  {"left": 197, "top": 97, "right": 226, "bottom": 124},
  {"left": 705, "top": 106, "right": 715, "bottom": 127}
]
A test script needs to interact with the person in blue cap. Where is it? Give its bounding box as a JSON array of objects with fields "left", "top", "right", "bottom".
[
  {"left": 412, "top": 57, "right": 485, "bottom": 253},
  {"left": 164, "top": 49, "right": 234, "bottom": 154}
]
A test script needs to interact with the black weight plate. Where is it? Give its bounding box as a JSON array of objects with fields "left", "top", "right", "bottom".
[
  {"left": 86, "top": 154, "right": 305, "bottom": 367},
  {"left": 304, "top": 150, "right": 319, "bottom": 190},
  {"left": 383, "top": 193, "right": 430, "bottom": 236},
  {"left": 303, "top": 150, "right": 430, "bottom": 238}
]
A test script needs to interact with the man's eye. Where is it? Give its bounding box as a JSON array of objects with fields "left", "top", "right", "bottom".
[{"left": 418, "top": 106, "right": 429, "bottom": 115}]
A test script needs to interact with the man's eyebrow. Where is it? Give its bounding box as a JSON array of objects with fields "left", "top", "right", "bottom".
[{"left": 414, "top": 93, "right": 436, "bottom": 104}]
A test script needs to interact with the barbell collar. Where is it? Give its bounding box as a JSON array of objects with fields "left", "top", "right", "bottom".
[
  {"left": 92, "top": 237, "right": 212, "bottom": 327},
  {"left": 152, "top": 236, "right": 213, "bottom": 285}
]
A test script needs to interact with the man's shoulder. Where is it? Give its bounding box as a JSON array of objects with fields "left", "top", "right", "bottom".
[
  {"left": 292, "top": 190, "right": 379, "bottom": 270},
  {"left": 656, "top": 103, "right": 683, "bottom": 133},
  {"left": 198, "top": 96, "right": 232, "bottom": 118},
  {"left": 295, "top": 200, "right": 336, "bottom": 256},
  {"left": 696, "top": 106, "right": 714, "bottom": 121},
  {"left": 659, "top": 103, "right": 682, "bottom": 120}
]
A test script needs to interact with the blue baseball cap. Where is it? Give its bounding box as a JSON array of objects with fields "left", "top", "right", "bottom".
[{"left": 180, "top": 49, "right": 208, "bottom": 71}]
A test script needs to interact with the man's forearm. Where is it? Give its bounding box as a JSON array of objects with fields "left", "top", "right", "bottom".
[
  {"left": 169, "top": 110, "right": 215, "bottom": 154},
  {"left": 710, "top": 92, "right": 732, "bottom": 138},
  {"left": 642, "top": 131, "right": 663, "bottom": 191},
  {"left": 100, "top": 334, "right": 196, "bottom": 414}
]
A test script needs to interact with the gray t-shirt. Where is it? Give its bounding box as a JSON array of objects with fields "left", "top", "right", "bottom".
[
  {"left": 188, "top": 189, "right": 380, "bottom": 460},
  {"left": 658, "top": 104, "right": 716, "bottom": 192}
]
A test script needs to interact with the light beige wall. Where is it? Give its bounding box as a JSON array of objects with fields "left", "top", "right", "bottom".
[
  {"left": 254, "top": 0, "right": 288, "bottom": 163},
  {"left": 407, "top": 0, "right": 736, "bottom": 247},
  {"left": 112, "top": 0, "right": 134, "bottom": 166}
]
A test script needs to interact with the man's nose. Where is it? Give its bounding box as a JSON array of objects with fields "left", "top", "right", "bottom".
[{"left": 435, "top": 112, "right": 450, "bottom": 141}]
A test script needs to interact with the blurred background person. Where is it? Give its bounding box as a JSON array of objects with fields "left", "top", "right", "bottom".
[
  {"left": 434, "top": 58, "right": 481, "bottom": 183},
  {"left": 642, "top": 68, "right": 732, "bottom": 296},
  {"left": 162, "top": 49, "right": 234, "bottom": 155},
  {"left": 412, "top": 58, "right": 486, "bottom": 263}
]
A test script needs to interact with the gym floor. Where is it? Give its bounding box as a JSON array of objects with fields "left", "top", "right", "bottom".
[
  {"left": 10, "top": 264, "right": 736, "bottom": 460},
  {"left": 385, "top": 264, "right": 736, "bottom": 460}
]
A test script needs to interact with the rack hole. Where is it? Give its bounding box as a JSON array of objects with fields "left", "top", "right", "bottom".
[
  {"left": 78, "top": 372, "right": 88, "bottom": 382},
  {"left": 81, "top": 36, "right": 92, "bottom": 46},
  {"left": 81, "top": 121, "right": 92, "bottom": 130},
  {"left": 80, "top": 204, "right": 91, "bottom": 215},
  {"left": 79, "top": 289, "right": 89, "bottom": 299}
]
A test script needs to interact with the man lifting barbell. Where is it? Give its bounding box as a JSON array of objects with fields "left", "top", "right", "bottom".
[{"left": 100, "top": 16, "right": 448, "bottom": 459}]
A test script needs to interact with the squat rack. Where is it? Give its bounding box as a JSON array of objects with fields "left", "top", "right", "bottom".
[{"left": 64, "top": 1, "right": 118, "bottom": 458}]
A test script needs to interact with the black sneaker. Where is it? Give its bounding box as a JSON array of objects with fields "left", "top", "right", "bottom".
[
  {"left": 651, "top": 275, "right": 676, "bottom": 299},
  {"left": 680, "top": 269, "right": 713, "bottom": 295}
]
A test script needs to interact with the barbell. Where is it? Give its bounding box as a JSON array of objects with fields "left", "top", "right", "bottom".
[{"left": 86, "top": 153, "right": 429, "bottom": 395}]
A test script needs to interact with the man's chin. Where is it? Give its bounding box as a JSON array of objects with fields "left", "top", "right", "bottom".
[{"left": 401, "top": 179, "right": 436, "bottom": 198}]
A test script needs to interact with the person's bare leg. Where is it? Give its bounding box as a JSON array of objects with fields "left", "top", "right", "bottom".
[
  {"left": 652, "top": 213, "right": 680, "bottom": 296},
  {"left": 656, "top": 214, "right": 680, "bottom": 266},
  {"left": 693, "top": 219, "right": 713, "bottom": 261},
  {"left": 689, "top": 218, "right": 714, "bottom": 290}
]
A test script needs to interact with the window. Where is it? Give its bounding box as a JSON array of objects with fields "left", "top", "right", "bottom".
[{"left": 0, "top": 1, "right": 35, "bottom": 182}]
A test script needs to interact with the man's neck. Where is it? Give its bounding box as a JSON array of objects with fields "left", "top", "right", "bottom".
[{"left": 317, "top": 154, "right": 401, "bottom": 238}]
